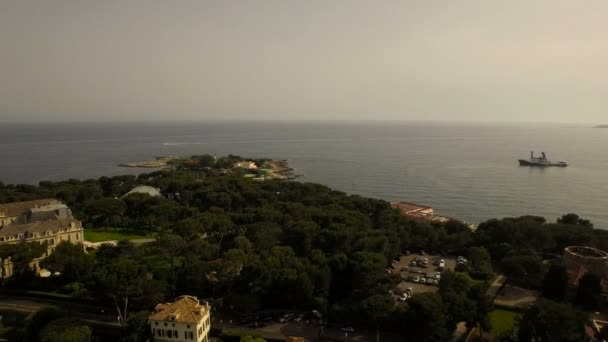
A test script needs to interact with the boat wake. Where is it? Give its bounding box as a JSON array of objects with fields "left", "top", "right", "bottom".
[{"left": 162, "top": 142, "right": 202, "bottom": 146}]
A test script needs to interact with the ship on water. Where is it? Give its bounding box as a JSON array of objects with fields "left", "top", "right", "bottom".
[{"left": 519, "top": 151, "right": 568, "bottom": 167}]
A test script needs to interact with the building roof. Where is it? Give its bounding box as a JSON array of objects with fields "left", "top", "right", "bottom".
[
  {"left": 121, "top": 185, "right": 162, "bottom": 198},
  {"left": 0, "top": 199, "right": 61, "bottom": 218},
  {"left": 0, "top": 218, "right": 80, "bottom": 238},
  {"left": 149, "top": 295, "right": 210, "bottom": 324}
]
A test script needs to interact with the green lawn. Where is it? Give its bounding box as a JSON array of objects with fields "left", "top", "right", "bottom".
[
  {"left": 84, "top": 228, "right": 157, "bottom": 242},
  {"left": 489, "top": 309, "right": 521, "bottom": 335}
]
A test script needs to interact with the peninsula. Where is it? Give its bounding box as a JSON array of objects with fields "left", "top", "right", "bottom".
[
  {"left": 118, "top": 156, "right": 175, "bottom": 168},
  {"left": 119, "top": 154, "right": 299, "bottom": 180}
]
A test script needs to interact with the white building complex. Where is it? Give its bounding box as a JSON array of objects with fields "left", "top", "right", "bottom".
[{"left": 149, "top": 295, "right": 211, "bottom": 342}]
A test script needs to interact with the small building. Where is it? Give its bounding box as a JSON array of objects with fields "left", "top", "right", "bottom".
[
  {"left": 233, "top": 161, "right": 258, "bottom": 170},
  {"left": 149, "top": 295, "right": 211, "bottom": 342}
]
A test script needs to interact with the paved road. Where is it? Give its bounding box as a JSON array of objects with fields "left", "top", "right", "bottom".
[
  {"left": 0, "top": 295, "right": 120, "bottom": 327},
  {"left": 215, "top": 321, "right": 402, "bottom": 342}
]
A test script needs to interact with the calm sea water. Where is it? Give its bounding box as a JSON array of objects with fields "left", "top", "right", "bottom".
[{"left": 1, "top": 121, "right": 607, "bottom": 228}]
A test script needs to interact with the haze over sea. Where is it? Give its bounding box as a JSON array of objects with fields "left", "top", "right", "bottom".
[{"left": 1, "top": 121, "right": 607, "bottom": 228}]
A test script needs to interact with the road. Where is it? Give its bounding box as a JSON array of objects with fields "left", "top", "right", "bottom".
[
  {"left": 0, "top": 295, "right": 404, "bottom": 341},
  {"left": 215, "top": 320, "right": 403, "bottom": 342},
  {"left": 0, "top": 295, "right": 120, "bottom": 328}
]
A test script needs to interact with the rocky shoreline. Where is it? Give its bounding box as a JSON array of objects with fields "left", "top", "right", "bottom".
[
  {"left": 265, "top": 159, "right": 300, "bottom": 180},
  {"left": 118, "top": 156, "right": 175, "bottom": 168}
]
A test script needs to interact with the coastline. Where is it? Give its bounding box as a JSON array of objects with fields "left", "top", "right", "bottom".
[
  {"left": 118, "top": 155, "right": 300, "bottom": 180},
  {"left": 118, "top": 156, "right": 175, "bottom": 168}
]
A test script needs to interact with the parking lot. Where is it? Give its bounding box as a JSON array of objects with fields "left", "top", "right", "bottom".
[{"left": 391, "top": 253, "right": 458, "bottom": 296}]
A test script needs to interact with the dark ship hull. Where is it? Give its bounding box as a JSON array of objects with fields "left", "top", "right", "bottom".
[{"left": 518, "top": 159, "right": 568, "bottom": 167}]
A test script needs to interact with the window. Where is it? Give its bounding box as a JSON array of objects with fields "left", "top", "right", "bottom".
[
  {"left": 76, "top": 233, "right": 79, "bottom": 240},
  {"left": 167, "top": 330, "right": 172, "bottom": 338},
  {"left": 155, "top": 322, "right": 158, "bottom": 326}
]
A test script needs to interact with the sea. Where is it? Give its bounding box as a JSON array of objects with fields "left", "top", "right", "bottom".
[{"left": 1, "top": 121, "right": 607, "bottom": 229}]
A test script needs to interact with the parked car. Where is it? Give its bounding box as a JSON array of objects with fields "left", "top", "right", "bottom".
[
  {"left": 412, "top": 276, "right": 420, "bottom": 283},
  {"left": 341, "top": 327, "right": 355, "bottom": 333},
  {"left": 279, "top": 313, "right": 294, "bottom": 323},
  {"left": 405, "top": 287, "right": 413, "bottom": 295},
  {"left": 410, "top": 260, "right": 418, "bottom": 267},
  {"left": 399, "top": 293, "right": 408, "bottom": 302},
  {"left": 426, "top": 277, "right": 434, "bottom": 285},
  {"left": 420, "top": 277, "right": 426, "bottom": 283},
  {"left": 294, "top": 314, "right": 304, "bottom": 323},
  {"left": 400, "top": 267, "right": 409, "bottom": 272}
]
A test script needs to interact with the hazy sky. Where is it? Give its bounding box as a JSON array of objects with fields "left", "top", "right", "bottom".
[{"left": 1, "top": 1, "right": 607, "bottom": 123}]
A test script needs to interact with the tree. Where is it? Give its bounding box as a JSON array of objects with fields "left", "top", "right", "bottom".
[
  {"left": 501, "top": 252, "right": 545, "bottom": 288},
  {"left": 469, "top": 285, "right": 493, "bottom": 338},
  {"left": 39, "top": 318, "right": 91, "bottom": 342},
  {"left": 440, "top": 291, "right": 476, "bottom": 330},
  {"left": 40, "top": 242, "right": 93, "bottom": 283},
  {"left": 438, "top": 270, "right": 471, "bottom": 294},
  {"left": 362, "top": 293, "right": 394, "bottom": 342},
  {"left": 467, "top": 247, "right": 493, "bottom": 279},
  {"left": 517, "top": 299, "right": 587, "bottom": 342},
  {"left": 94, "top": 256, "right": 148, "bottom": 326},
  {"left": 240, "top": 336, "right": 266, "bottom": 342},
  {"left": 157, "top": 233, "right": 187, "bottom": 287},
  {"left": 0, "top": 241, "right": 46, "bottom": 279},
  {"left": 576, "top": 273, "right": 602, "bottom": 310},
  {"left": 558, "top": 213, "right": 593, "bottom": 228},
  {"left": 403, "top": 293, "right": 450, "bottom": 342},
  {"left": 542, "top": 265, "right": 568, "bottom": 301},
  {"left": 85, "top": 198, "right": 127, "bottom": 227},
  {"left": 125, "top": 310, "right": 152, "bottom": 342},
  {"left": 24, "top": 307, "right": 66, "bottom": 342}
]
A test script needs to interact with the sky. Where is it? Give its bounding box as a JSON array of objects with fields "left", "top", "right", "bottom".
[{"left": 1, "top": 1, "right": 607, "bottom": 123}]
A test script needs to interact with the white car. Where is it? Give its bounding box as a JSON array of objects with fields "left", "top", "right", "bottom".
[
  {"left": 412, "top": 276, "right": 420, "bottom": 283},
  {"left": 399, "top": 293, "right": 408, "bottom": 302}
]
